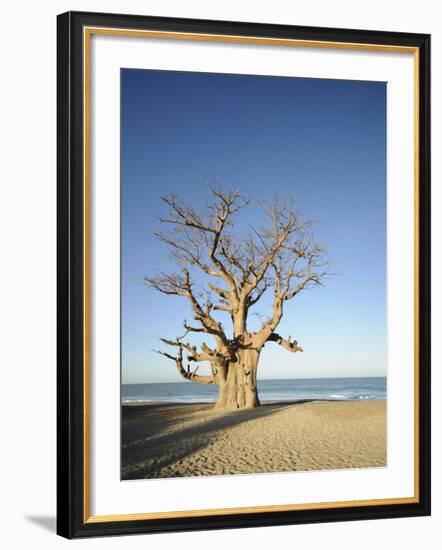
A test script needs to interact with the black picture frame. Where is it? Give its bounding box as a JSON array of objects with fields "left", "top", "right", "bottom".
[{"left": 57, "top": 10, "right": 431, "bottom": 539}]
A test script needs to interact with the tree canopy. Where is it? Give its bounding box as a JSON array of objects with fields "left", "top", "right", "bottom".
[{"left": 145, "top": 187, "right": 329, "bottom": 409}]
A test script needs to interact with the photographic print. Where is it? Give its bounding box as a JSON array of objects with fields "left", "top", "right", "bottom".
[
  {"left": 121, "top": 69, "right": 387, "bottom": 480},
  {"left": 57, "top": 12, "right": 430, "bottom": 537}
]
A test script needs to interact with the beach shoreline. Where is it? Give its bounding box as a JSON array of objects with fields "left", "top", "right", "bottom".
[
  {"left": 122, "top": 400, "right": 386, "bottom": 480},
  {"left": 122, "top": 398, "right": 384, "bottom": 407}
]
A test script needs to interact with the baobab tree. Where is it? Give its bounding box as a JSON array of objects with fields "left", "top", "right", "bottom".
[{"left": 145, "top": 187, "right": 329, "bottom": 411}]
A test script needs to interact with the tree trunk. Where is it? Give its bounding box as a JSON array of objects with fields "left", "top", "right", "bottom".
[{"left": 215, "top": 349, "right": 260, "bottom": 411}]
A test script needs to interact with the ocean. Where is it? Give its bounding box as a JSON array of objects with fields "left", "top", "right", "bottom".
[{"left": 122, "top": 377, "right": 386, "bottom": 404}]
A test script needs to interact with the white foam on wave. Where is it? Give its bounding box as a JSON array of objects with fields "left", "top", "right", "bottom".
[{"left": 122, "top": 399, "right": 155, "bottom": 404}]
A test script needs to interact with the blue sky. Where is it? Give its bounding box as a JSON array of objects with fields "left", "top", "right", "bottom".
[{"left": 121, "top": 69, "right": 386, "bottom": 384}]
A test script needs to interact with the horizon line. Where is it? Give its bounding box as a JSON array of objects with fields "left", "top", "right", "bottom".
[{"left": 122, "top": 374, "right": 387, "bottom": 386}]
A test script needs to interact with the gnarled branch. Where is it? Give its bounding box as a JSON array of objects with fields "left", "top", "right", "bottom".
[
  {"left": 145, "top": 268, "right": 229, "bottom": 346},
  {"left": 156, "top": 348, "right": 216, "bottom": 384},
  {"left": 267, "top": 333, "right": 303, "bottom": 353}
]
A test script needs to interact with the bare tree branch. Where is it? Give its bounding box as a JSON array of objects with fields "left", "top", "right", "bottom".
[
  {"left": 145, "top": 268, "right": 229, "bottom": 346},
  {"left": 155, "top": 187, "right": 252, "bottom": 305},
  {"left": 267, "top": 332, "right": 303, "bottom": 353},
  {"left": 156, "top": 347, "right": 216, "bottom": 385}
]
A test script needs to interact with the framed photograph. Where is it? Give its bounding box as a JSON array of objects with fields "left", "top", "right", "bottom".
[{"left": 57, "top": 11, "right": 431, "bottom": 538}]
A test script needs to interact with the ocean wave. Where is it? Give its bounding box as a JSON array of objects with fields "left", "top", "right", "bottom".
[
  {"left": 122, "top": 399, "right": 155, "bottom": 403},
  {"left": 122, "top": 397, "right": 216, "bottom": 404},
  {"left": 122, "top": 378, "right": 386, "bottom": 404}
]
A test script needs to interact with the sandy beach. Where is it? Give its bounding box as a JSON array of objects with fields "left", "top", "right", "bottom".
[{"left": 122, "top": 400, "right": 386, "bottom": 479}]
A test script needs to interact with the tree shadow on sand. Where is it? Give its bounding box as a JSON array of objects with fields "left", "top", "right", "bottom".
[{"left": 121, "top": 400, "right": 319, "bottom": 480}]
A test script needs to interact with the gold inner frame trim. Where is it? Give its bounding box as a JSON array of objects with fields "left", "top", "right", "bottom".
[{"left": 83, "top": 26, "right": 420, "bottom": 524}]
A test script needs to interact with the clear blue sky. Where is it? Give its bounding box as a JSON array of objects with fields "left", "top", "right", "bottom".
[{"left": 121, "top": 69, "right": 386, "bottom": 384}]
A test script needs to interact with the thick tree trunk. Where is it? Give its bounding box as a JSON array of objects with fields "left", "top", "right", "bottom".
[{"left": 215, "top": 349, "right": 260, "bottom": 411}]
